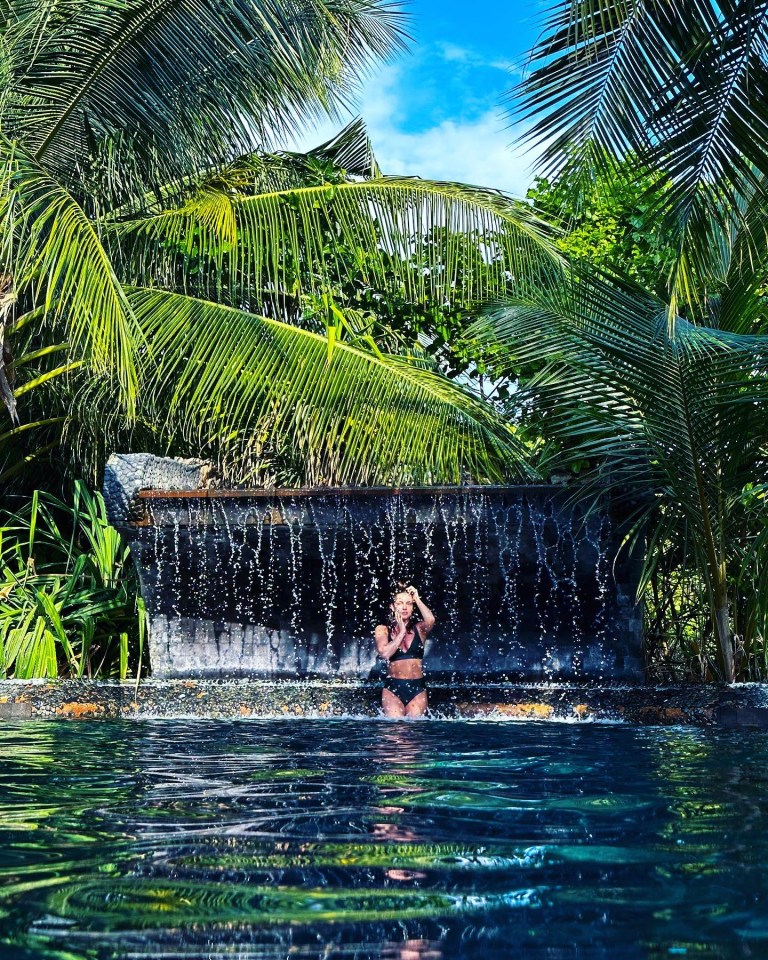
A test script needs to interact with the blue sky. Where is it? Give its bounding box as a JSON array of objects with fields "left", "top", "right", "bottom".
[{"left": 295, "top": 0, "right": 547, "bottom": 196}]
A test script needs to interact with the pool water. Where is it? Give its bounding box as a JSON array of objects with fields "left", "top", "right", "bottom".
[{"left": 1, "top": 719, "right": 766, "bottom": 959}]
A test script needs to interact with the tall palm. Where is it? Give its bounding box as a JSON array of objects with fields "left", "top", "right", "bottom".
[
  {"left": 0, "top": 0, "right": 407, "bottom": 408},
  {"left": 475, "top": 269, "right": 768, "bottom": 681},
  {"left": 0, "top": 0, "right": 560, "bottom": 490},
  {"left": 497, "top": 0, "right": 768, "bottom": 679}
]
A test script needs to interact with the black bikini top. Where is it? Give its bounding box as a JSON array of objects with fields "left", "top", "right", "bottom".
[{"left": 389, "top": 626, "right": 425, "bottom": 662}]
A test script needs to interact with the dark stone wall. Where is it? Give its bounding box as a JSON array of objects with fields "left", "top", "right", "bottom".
[{"left": 114, "top": 485, "right": 644, "bottom": 682}]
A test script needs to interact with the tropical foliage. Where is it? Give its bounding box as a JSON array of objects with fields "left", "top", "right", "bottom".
[
  {"left": 0, "top": 483, "right": 143, "bottom": 679},
  {"left": 496, "top": 0, "right": 768, "bottom": 680},
  {"left": 526, "top": 157, "right": 676, "bottom": 298},
  {"left": 0, "top": 0, "right": 563, "bottom": 677},
  {"left": 476, "top": 270, "right": 768, "bottom": 681},
  {"left": 11, "top": 0, "right": 768, "bottom": 685},
  {"left": 0, "top": 0, "right": 560, "bottom": 495},
  {"left": 515, "top": 0, "right": 768, "bottom": 319}
]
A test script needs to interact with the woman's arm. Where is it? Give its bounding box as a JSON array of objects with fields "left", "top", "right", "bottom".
[
  {"left": 408, "top": 587, "right": 436, "bottom": 636},
  {"left": 375, "top": 623, "right": 406, "bottom": 660}
]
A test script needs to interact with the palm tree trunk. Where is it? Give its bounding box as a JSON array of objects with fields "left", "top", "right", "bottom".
[
  {"left": 703, "top": 551, "right": 734, "bottom": 682},
  {"left": 715, "top": 603, "right": 735, "bottom": 682},
  {"left": 676, "top": 372, "right": 734, "bottom": 682},
  {"left": 700, "top": 537, "right": 734, "bottom": 682}
]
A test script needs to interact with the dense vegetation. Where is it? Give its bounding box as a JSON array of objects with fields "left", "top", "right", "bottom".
[
  {"left": 3, "top": 0, "right": 768, "bottom": 684},
  {"left": 524, "top": 165, "right": 768, "bottom": 681},
  {"left": 0, "top": 0, "right": 558, "bottom": 678},
  {"left": 0, "top": 0, "right": 558, "bottom": 496},
  {"left": 496, "top": 0, "right": 768, "bottom": 681}
]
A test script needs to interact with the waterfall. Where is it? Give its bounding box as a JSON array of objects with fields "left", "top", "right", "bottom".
[{"left": 116, "top": 485, "right": 643, "bottom": 682}]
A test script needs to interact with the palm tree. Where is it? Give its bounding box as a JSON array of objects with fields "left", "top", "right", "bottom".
[
  {"left": 0, "top": 0, "right": 561, "bottom": 492},
  {"left": 493, "top": 0, "right": 768, "bottom": 679},
  {"left": 515, "top": 0, "right": 768, "bottom": 318},
  {"left": 475, "top": 268, "right": 768, "bottom": 681}
]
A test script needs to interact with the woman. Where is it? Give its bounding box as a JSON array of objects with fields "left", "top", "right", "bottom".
[{"left": 375, "top": 584, "right": 436, "bottom": 718}]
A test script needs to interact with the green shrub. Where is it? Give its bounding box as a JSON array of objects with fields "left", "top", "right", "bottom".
[{"left": 0, "top": 482, "right": 144, "bottom": 679}]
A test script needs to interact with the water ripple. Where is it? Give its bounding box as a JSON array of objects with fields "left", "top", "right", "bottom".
[{"left": 1, "top": 720, "right": 767, "bottom": 959}]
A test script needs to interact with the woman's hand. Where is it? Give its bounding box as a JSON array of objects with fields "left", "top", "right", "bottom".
[{"left": 407, "top": 586, "right": 436, "bottom": 635}]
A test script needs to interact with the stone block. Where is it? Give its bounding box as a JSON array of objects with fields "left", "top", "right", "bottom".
[
  {"left": 717, "top": 705, "right": 768, "bottom": 728},
  {"left": 0, "top": 701, "right": 32, "bottom": 719},
  {"left": 103, "top": 453, "right": 210, "bottom": 523}
]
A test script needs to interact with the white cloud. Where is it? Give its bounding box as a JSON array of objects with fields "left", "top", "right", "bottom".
[
  {"left": 290, "top": 65, "right": 542, "bottom": 198},
  {"left": 435, "top": 42, "right": 519, "bottom": 75},
  {"left": 437, "top": 42, "right": 473, "bottom": 63},
  {"left": 366, "top": 111, "right": 539, "bottom": 198}
]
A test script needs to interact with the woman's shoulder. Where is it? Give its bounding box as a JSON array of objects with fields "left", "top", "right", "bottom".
[{"left": 374, "top": 623, "right": 389, "bottom": 636}]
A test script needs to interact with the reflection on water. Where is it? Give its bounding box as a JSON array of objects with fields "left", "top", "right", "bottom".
[{"left": 0, "top": 720, "right": 766, "bottom": 959}]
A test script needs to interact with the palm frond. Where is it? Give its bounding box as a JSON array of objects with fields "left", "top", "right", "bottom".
[
  {"left": 304, "top": 115, "right": 381, "bottom": 177},
  {"left": 107, "top": 117, "right": 380, "bottom": 219},
  {"left": 1, "top": 144, "right": 140, "bottom": 408},
  {"left": 3, "top": 0, "right": 408, "bottom": 204},
  {"left": 514, "top": 0, "right": 683, "bottom": 181},
  {"left": 129, "top": 287, "right": 534, "bottom": 485},
  {"left": 474, "top": 270, "right": 768, "bottom": 512},
  {"left": 715, "top": 174, "right": 768, "bottom": 333},
  {"left": 512, "top": 0, "right": 768, "bottom": 307},
  {"left": 112, "top": 175, "right": 562, "bottom": 311}
]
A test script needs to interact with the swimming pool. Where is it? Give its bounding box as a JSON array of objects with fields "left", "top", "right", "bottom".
[{"left": 1, "top": 719, "right": 766, "bottom": 958}]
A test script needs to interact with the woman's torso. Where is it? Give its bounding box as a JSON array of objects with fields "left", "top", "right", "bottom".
[{"left": 385, "top": 625, "right": 425, "bottom": 679}]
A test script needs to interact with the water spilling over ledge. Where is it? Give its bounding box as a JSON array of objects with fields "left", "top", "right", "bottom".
[
  {"left": 3, "top": 678, "right": 768, "bottom": 725},
  {"left": 104, "top": 454, "right": 643, "bottom": 683}
]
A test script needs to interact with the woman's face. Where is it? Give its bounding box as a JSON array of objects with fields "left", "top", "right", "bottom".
[{"left": 393, "top": 592, "right": 415, "bottom": 622}]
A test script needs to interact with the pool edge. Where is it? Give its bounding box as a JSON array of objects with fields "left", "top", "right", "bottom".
[{"left": 1, "top": 679, "right": 767, "bottom": 726}]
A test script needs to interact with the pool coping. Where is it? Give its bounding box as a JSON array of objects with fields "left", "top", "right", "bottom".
[{"left": 2, "top": 679, "right": 768, "bottom": 726}]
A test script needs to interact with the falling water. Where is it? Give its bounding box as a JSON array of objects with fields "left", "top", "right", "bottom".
[{"left": 124, "top": 487, "right": 643, "bottom": 682}]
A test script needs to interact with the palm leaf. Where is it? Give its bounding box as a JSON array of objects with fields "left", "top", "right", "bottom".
[
  {"left": 106, "top": 117, "right": 381, "bottom": 220},
  {"left": 513, "top": 0, "right": 768, "bottom": 309},
  {"left": 714, "top": 174, "right": 768, "bottom": 333},
  {"left": 515, "top": 0, "right": 681, "bottom": 181},
  {"left": 304, "top": 115, "right": 381, "bottom": 177},
  {"left": 129, "top": 286, "right": 534, "bottom": 485},
  {"left": 112, "top": 174, "right": 562, "bottom": 311},
  {"left": 3, "top": 0, "right": 408, "bottom": 203},
  {"left": 477, "top": 272, "right": 768, "bottom": 508},
  {"left": 1, "top": 144, "right": 140, "bottom": 408}
]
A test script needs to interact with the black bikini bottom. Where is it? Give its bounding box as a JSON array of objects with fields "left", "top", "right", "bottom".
[{"left": 383, "top": 675, "right": 427, "bottom": 707}]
